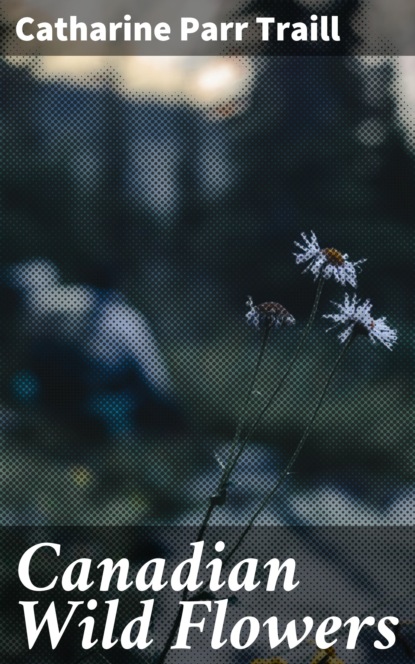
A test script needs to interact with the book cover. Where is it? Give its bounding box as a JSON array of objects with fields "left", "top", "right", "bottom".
[{"left": 0, "top": 1, "right": 413, "bottom": 662}]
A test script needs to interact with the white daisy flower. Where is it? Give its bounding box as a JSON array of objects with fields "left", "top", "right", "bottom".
[
  {"left": 323, "top": 293, "right": 397, "bottom": 350},
  {"left": 246, "top": 296, "right": 295, "bottom": 330},
  {"left": 294, "top": 231, "right": 366, "bottom": 288}
]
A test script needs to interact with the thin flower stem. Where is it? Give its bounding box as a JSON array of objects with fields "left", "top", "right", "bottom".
[
  {"left": 157, "top": 336, "right": 353, "bottom": 664},
  {"left": 157, "top": 277, "right": 324, "bottom": 664},
  {"left": 223, "top": 275, "right": 325, "bottom": 485},
  {"left": 245, "top": 322, "right": 272, "bottom": 413},
  {"left": 219, "top": 322, "right": 271, "bottom": 491},
  {"left": 196, "top": 277, "right": 324, "bottom": 555},
  {"left": 194, "top": 324, "right": 271, "bottom": 549},
  {"left": 155, "top": 325, "right": 271, "bottom": 664},
  {"left": 219, "top": 333, "right": 354, "bottom": 571}
]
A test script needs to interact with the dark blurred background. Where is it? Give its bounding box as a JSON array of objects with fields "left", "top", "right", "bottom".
[{"left": 0, "top": 50, "right": 413, "bottom": 528}]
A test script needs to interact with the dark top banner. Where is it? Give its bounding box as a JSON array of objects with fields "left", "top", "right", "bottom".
[{"left": 0, "top": 0, "right": 413, "bottom": 56}]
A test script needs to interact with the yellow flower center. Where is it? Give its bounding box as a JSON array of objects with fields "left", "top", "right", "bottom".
[{"left": 322, "top": 247, "right": 345, "bottom": 266}]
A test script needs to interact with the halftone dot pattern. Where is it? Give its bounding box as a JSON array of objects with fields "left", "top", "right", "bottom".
[
  {"left": 0, "top": 526, "right": 413, "bottom": 663},
  {"left": 0, "top": 52, "right": 413, "bottom": 662},
  {"left": 0, "top": 55, "right": 412, "bottom": 527},
  {"left": 0, "top": 0, "right": 410, "bottom": 56}
]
